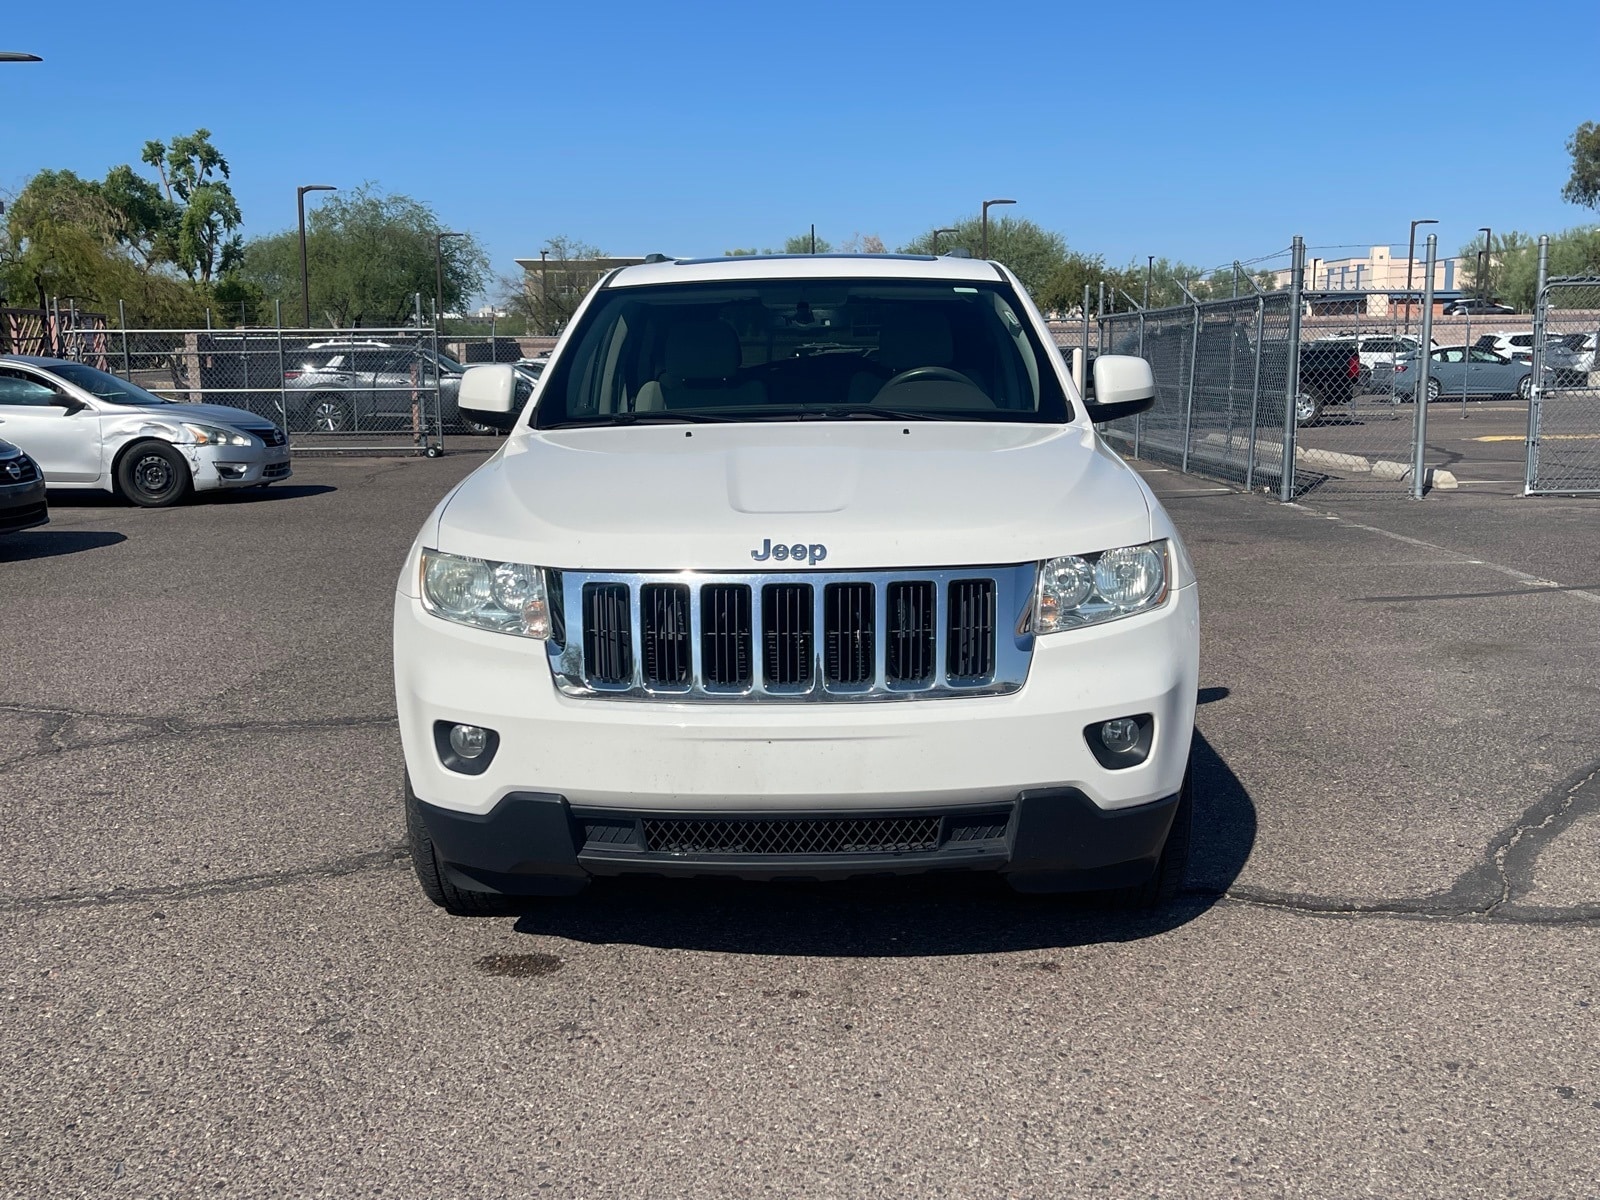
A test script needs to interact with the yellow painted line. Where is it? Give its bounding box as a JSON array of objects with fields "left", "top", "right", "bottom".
[{"left": 1473, "top": 434, "right": 1600, "bottom": 442}]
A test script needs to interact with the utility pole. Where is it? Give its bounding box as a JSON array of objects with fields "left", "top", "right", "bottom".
[
  {"left": 296, "top": 184, "right": 337, "bottom": 327},
  {"left": 980, "top": 198, "right": 1015, "bottom": 259}
]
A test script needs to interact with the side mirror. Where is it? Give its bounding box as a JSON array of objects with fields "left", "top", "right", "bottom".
[
  {"left": 53, "top": 395, "right": 89, "bottom": 415},
  {"left": 1085, "top": 355, "right": 1155, "bottom": 423},
  {"left": 458, "top": 363, "right": 521, "bottom": 431}
]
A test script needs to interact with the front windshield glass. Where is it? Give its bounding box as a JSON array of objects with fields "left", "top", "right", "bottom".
[
  {"left": 534, "top": 278, "right": 1071, "bottom": 428},
  {"left": 49, "top": 362, "right": 170, "bottom": 405}
]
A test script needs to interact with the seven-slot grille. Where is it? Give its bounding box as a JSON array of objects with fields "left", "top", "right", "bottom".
[{"left": 557, "top": 565, "right": 1034, "bottom": 702}]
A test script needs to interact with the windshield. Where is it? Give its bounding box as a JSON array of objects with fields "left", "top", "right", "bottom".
[
  {"left": 534, "top": 278, "right": 1071, "bottom": 428},
  {"left": 49, "top": 362, "right": 171, "bottom": 405}
]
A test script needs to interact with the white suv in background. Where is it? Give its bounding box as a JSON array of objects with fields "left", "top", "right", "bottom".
[
  {"left": 1475, "top": 332, "right": 1535, "bottom": 363},
  {"left": 394, "top": 253, "right": 1200, "bottom": 916},
  {"left": 1316, "top": 334, "right": 1428, "bottom": 388}
]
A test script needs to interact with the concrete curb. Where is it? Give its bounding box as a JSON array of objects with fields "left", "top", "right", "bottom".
[
  {"left": 1199, "top": 432, "right": 1371, "bottom": 474},
  {"left": 1369, "top": 460, "right": 1459, "bottom": 490}
]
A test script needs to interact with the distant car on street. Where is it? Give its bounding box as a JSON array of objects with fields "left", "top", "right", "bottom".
[
  {"left": 1441, "top": 298, "right": 1515, "bottom": 316},
  {"left": 0, "top": 356, "right": 290, "bottom": 506},
  {"left": 0, "top": 436, "right": 48, "bottom": 534},
  {"left": 1384, "top": 344, "right": 1532, "bottom": 403}
]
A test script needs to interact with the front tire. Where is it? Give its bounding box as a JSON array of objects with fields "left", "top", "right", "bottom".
[
  {"left": 1426, "top": 378, "right": 1442, "bottom": 403},
  {"left": 115, "top": 441, "right": 192, "bottom": 507},
  {"left": 405, "top": 774, "right": 514, "bottom": 916},
  {"left": 1517, "top": 374, "right": 1533, "bottom": 401}
]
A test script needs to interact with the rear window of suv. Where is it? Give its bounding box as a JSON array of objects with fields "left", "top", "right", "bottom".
[{"left": 534, "top": 278, "right": 1072, "bottom": 428}]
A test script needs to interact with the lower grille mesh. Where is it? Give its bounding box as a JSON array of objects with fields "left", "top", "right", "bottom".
[{"left": 643, "top": 815, "right": 942, "bottom": 855}]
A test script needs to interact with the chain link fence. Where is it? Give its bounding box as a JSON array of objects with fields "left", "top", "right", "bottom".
[
  {"left": 1096, "top": 294, "right": 1301, "bottom": 494},
  {"left": 57, "top": 322, "right": 453, "bottom": 453},
  {"left": 1527, "top": 279, "right": 1600, "bottom": 494}
]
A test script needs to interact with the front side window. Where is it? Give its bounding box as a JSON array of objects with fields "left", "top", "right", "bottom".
[
  {"left": 43, "top": 363, "right": 170, "bottom": 405},
  {"left": 0, "top": 368, "right": 66, "bottom": 406},
  {"left": 534, "top": 279, "right": 1071, "bottom": 428}
]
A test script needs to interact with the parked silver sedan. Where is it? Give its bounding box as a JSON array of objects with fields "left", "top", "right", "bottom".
[
  {"left": 1384, "top": 345, "right": 1532, "bottom": 403},
  {"left": 0, "top": 357, "right": 291, "bottom": 507}
]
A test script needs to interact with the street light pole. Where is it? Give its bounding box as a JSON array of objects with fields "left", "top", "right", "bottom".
[
  {"left": 435, "top": 232, "right": 466, "bottom": 325},
  {"left": 0, "top": 51, "right": 43, "bottom": 61},
  {"left": 931, "top": 227, "right": 958, "bottom": 255},
  {"left": 1145, "top": 255, "right": 1153, "bottom": 309},
  {"left": 980, "top": 198, "right": 1015, "bottom": 260},
  {"left": 1478, "top": 226, "right": 1493, "bottom": 300},
  {"left": 1405, "top": 218, "right": 1437, "bottom": 337},
  {"left": 296, "top": 184, "right": 336, "bottom": 327}
]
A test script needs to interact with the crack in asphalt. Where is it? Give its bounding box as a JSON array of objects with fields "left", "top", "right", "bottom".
[
  {"left": 1219, "top": 758, "right": 1600, "bottom": 926},
  {"left": 0, "top": 702, "right": 397, "bottom": 774},
  {"left": 3, "top": 701, "right": 1596, "bottom": 930},
  {"left": 0, "top": 847, "right": 409, "bottom": 915}
]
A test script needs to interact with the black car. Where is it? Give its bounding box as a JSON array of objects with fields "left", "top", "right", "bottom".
[
  {"left": 1442, "top": 298, "right": 1515, "bottom": 316},
  {"left": 0, "top": 437, "right": 48, "bottom": 535}
]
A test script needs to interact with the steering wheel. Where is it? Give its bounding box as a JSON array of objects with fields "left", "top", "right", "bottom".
[{"left": 879, "top": 365, "right": 972, "bottom": 390}]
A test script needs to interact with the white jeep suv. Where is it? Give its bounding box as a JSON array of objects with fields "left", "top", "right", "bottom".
[{"left": 394, "top": 254, "right": 1199, "bottom": 912}]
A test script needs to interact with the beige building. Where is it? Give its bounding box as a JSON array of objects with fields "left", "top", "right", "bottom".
[{"left": 1266, "top": 246, "right": 1471, "bottom": 315}]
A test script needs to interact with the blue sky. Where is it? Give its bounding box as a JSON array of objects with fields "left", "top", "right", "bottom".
[{"left": 3, "top": 0, "right": 1595, "bottom": 298}]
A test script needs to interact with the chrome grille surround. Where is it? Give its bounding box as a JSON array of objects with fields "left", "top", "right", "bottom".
[{"left": 547, "top": 564, "right": 1037, "bottom": 703}]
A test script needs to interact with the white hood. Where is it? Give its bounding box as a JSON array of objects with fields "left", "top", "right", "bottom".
[{"left": 435, "top": 422, "right": 1152, "bottom": 571}]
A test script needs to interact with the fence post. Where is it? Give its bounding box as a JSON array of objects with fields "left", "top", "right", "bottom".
[
  {"left": 1181, "top": 297, "right": 1199, "bottom": 473},
  {"left": 1525, "top": 234, "right": 1549, "bottom": 495},
  {"left": 1411, "top": 235, "right": 1437, "bottom": 499},
  {"left": 1246, "top": 295, "right": 1265, "bottom": 491},
  {"left": 274, "top": 300, "right": 288, "bottom": 434},
  {"left": 1279, "top": 236, "right": 1306, "bottom": 501},
  {"left": 118, "top": 300, "right": 130, "bottom": 378},
  {"left": 1079, "top": 285, "right": 1091, "bottom": 394},
  {"left": 1134, "top": 308, "right": 1145, "bottom": 459}
]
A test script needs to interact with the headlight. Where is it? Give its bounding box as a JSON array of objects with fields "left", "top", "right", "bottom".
[
  {"left": 1035, "top": 540, "right": 1169, "bottom": 633},
  {"left": 420, "top": 549, "right": 551, "bottom": 639},
  {"left": 182, "top": 422, "right": 253, "bottom": 447}
]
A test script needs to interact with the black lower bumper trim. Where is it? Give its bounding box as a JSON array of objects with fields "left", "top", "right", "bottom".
[{"left": 414, "top": 786, "right": 1180, "bottom": 895}]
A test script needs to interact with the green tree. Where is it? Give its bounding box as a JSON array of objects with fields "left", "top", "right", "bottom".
[
  {"left": 1464, "top": 226, "right": 1600, "bottom": 311},
  {"left": 502, "top": 235, "right": 606, "bottom": 335},
  {"left": 900, "top": 216, "right": 1067, "bottom": 295},
  {"left": 1562, "top": 121, "right": 1600, "bottom": 210},
  {"left": 137, "top": 130, "right": 242, "bottom": 284},
  {"left": 1037, "top": 251, "right": 1111, "bottom": 315},
  {"left": 0, "top": 169, "right": 202, "bottom": 323},
  {"left": 723, "top": 233, "right": 836, "bottom": 256},
  {"left": 784, "top": 232, "right": 834, "bottom": 253},
  {"left": 235, "top": 185, "right": 489, "bottom": 326}
]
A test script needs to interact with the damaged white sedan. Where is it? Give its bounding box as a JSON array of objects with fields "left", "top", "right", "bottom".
[{"left": 0, "top": 356, "right": 290, "bottom": 507}]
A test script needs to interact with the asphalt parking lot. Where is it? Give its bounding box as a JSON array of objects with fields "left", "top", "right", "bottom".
[
  {"left": 1296, "top": 391, "right": 1547, "bottom": 497},
  {"left": 3, "top": 452, "right": 1599, "bottom": 1198}
]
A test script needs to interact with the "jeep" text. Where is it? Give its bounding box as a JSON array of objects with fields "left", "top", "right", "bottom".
[{"left": 750, "top": 539, "right": 827, "bottom": 566}]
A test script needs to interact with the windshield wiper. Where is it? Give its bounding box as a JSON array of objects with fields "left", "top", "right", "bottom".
[
  {"left": 549, "top": 411, "right": 740, "bottom": 428},
  {"left": 791, "top": 406, "right": 939, "bottom": 421}
]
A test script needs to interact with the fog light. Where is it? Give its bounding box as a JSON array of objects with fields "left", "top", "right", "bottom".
[
  {"left": 1100, "top": 718, "right": 1142, "bottom": 754},
  {"left": 1083, "top": 714, "right": 1152, "bottom": 770},
  {"left": 448, "top": 723, "right": 489, "bottom": 760}
]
